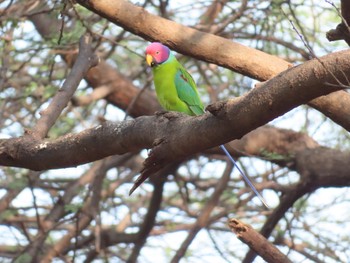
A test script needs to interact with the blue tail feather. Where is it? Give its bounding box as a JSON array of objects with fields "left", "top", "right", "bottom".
[{"left": 219, "top": 145, "right": 269, "bottom": 208}]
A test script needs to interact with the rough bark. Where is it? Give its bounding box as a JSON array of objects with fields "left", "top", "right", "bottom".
[
  {"left": 0, "top": 50, "right": 349, "bottom": 173},
  {"left": 76, "top": 0, "right": 350, "bottom": 131},
  {"left": 229, "top": 219, "right": 293, "bottom": 263}
]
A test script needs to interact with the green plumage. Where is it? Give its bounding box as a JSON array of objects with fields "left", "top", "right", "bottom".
[
  {"left": 138, "top": 43, "right": 269, "bottom": 207},
  {"left": 152, "top": 53, "right": 204, "bottom": 116}
]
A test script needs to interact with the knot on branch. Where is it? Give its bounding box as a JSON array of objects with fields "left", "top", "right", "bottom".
[
  {"left": 206, "top": 100, "right": 226, "bottom": 117},
  {"left": 155, "top": 110, "right": 185, "bottom": 121}
]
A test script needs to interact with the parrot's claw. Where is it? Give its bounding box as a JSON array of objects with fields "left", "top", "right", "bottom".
[
  {"left": 155, "top": 110, "right": 169, "bottom": 116},
  {"left": 155, "top": 110, "right": 183, "bottom": 120}
]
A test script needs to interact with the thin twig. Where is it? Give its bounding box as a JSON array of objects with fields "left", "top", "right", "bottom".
[
  {"left": 325, "top": 0, "right": 350, "bottom": 33},
  {"left": 281, "top": 7, "right": 348, "bottom": 87},
  {"left": 27, "top": 174, "right": 43, "bottom": 233},
  {"left": 57, "top": 0, "right": 67, "bottom": 45},
  {"left": 123, "top": 78, "right": 152, "bottom": 120},
  {"left": 170, "top": 162, "right": 233, "bottom": 263},
  {"left": 207, "top": 229, "right": 231, "bottom": 263},
  {"left": 70, "top": 0, "right": 143, "bottom": 58}
]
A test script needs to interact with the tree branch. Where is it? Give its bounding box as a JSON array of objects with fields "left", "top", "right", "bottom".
[
  {"left": 76, "top": 0, "right": 290, "bottom": 80},
  {"left": 76, "top": 0, "right": 350, "bottom": 131},
  {"left": 243, "top": 145, "right": 350, "bottom": 262},
  {"left": 29, "top": 6, "right": 161, "bottom": 118},
  {"left": 171, "top": 162, "right": 233, "bottom": 263},
  {"left": 31, "top": 34, "right": 99, "bottom": 139},
  {"left": 228, "top": 219, "right": 292, "bottom": 263},
  {"left": 243, "top": 182, "right": 310, "bottom": 263},
  {"left": 0, "top": 50, "right": 349, "bottom": 172},
  {"left": 127, "top": 163, "right": 175, "bottom": 262},
  {"left": 326, "top": 0, "right": 350, "bottom": 46},
  {"left": 39, "top": 161, "right": 106, "bottom": 263}
]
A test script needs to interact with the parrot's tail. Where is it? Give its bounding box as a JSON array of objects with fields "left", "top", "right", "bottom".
[{"left": 219, "top": 145, "right": 269, "bottom": 208}]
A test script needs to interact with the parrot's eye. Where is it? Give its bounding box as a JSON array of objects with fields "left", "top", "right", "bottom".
[{"left": 156, "top": 51, "right": 160, "bottom": 55}]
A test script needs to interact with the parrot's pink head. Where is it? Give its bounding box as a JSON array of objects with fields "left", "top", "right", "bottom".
[{"left": 145, "top": 42, "right": 170, "bottom": 67}]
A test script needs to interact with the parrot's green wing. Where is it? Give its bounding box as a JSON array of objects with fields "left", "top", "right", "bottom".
[{"left": 175, "top": 66, "right": 204, "bottom": 116}]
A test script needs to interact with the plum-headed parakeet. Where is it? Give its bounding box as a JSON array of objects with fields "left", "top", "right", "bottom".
[{"left": 131, "top": 42, "right": 268, "bottom": 207}]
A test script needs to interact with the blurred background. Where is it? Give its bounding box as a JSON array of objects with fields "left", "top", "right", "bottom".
[{"left": 0, "top": 0, "right": 349, "bottom": 262}]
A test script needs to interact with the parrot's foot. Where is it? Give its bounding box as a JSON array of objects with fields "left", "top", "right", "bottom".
[
  {"left": 155, "top": 110, "right": 183, "bottom": 120},
  {"left": 155, "top": 110, "right": 169, "bottom": 116}
]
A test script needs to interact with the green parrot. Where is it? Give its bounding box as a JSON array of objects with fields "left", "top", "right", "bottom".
[
  {"left": 145, "top": 42, "right": 205, "bottom": 116},
  {"left": 130, "top": 42, "right": 268, "bottom": 207}
]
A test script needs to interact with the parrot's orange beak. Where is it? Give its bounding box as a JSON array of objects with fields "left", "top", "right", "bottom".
[{"left": 146, "top": 54, "right": 154, "bottom": 67}]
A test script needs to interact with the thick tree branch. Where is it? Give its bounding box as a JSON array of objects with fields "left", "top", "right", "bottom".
[
  {"left": 1, "top": 2, "right": 349, "bottom": 262},
  {"left": 139, "top": 50, "right": 350, "bottom": 184},
  {"left": 76, "top": 0, "right": 350, "bottom": 131},
  {"left": 0, "top": 50, "right": 349, "bottom": 172},
  {"left": 222, "top": 125, "right": 319, "bottom": 160},
  {"left": 76, "top": 0, "right": 290, "bottom": 80}
]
